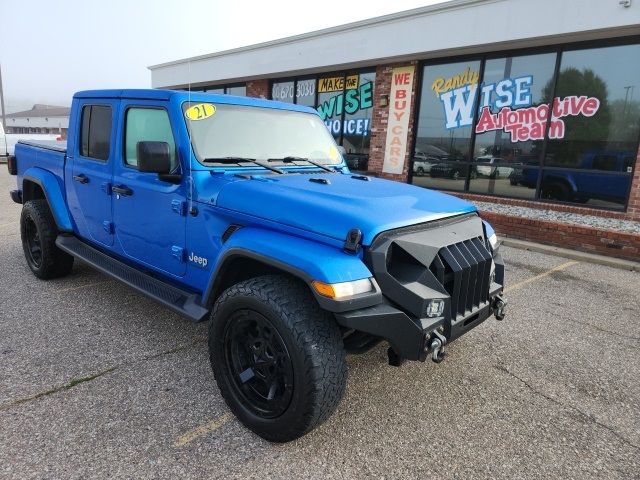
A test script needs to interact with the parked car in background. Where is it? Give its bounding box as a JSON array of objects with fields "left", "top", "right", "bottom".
[
  {"left": 412, "top": 151, "right": 439, "bottom": 176},
  {"left": 475, "top": 156, "right": 514, "bottom": 179},
  {"left": 430, "top": 160, "right": 477, "bottom": 180},
  {"left": 344, "top": 153, "right": 369, "bottom": 172},
  {"left": 511, "top": 151, "right": 634, "bottom": 205},
  {"left": 0, "top": 123, "right": 60, "bottom": 157}
]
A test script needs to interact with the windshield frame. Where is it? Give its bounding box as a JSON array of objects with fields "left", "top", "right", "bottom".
[{"left": 180, "top": 100, "right": 345, "bottom": 169}]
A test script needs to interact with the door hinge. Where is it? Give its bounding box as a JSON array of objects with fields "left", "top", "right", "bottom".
[
  {"left": 101, "top": 182, "right": 112, "bottom": 195},
  {"left": 171, "top": 200, "right": 187, "bottom": 216},
  {"left": 171, "top": 246, "right": 186, "bottom": 262},
  {"left": 102, "top": 221, "right": 114, "bottom": 234}
]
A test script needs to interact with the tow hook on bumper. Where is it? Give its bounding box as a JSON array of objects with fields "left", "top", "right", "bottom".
[
  {"left": 429, "top": 330, "right": 447, "bottom": 363},
  {"left": 493, "top": 295, "right": 507, "bottom": 321}
]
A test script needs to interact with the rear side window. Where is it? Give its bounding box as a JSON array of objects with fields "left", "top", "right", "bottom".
[
  {"left": 124, "top": 108, "right": 177, "bottom": 169},
  {"left": 80, "top": 105, "right": 112, "bottom": 161},
  {"left": 591, "top": 154, "right": 618, "bottom": 172}
]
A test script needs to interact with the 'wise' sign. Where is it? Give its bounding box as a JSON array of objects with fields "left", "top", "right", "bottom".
[{"left": 383, "top": 66, "right": 414, "bottom": 174}]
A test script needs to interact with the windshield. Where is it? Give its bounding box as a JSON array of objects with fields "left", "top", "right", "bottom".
[{"left": 183, "top": 103, "right": 342, "bottom": 165}]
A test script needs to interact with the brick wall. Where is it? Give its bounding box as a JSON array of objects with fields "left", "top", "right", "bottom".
[
  {"left": 246, "top": 80, "right": 269, "bottom": 98},
  {"left": 367, "top": 61, "right": 420, "bottom": 183},
  {"left": 628, "top": 148, "right": 640, "bottom": 221},
  {"left": 481, "top": 211, "right": 640, "bottom": 262}
]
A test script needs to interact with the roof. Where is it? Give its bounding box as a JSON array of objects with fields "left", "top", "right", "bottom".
[
  {"left": 6, "top": 104, "right": 70, "bottom": 118},
  {"left": 73, "top": 89, "right": 318, "bottom": 114},
  {"left": 148, "top": 0, "right": 640, "bottom": 89}
]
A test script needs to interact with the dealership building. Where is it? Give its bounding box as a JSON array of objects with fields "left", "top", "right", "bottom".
[{"left": 150, "top": 0, "right": 640, "bottom": 260}]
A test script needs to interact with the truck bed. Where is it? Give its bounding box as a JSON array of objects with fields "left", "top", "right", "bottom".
[{"left": 17, "top": 140, "right": 67, "bottom": 153}]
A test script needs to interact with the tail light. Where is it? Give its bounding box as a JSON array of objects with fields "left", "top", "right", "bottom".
[{"left": 7, "top": 155, "right": 17, "bottom": 175}]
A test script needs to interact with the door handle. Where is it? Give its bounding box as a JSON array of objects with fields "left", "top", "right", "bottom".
[
  {"left": 73, "top": 174, "right": 89, "bottom": 184},
  {"left": 112, "top": 185, "right": 133, "bottom": 196}
]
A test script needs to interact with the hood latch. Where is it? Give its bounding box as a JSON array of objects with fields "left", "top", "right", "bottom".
[{"left": 343, "top": 228, "right": 363, "bottom": 254}]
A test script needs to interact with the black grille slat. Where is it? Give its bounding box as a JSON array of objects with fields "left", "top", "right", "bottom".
[
  {"left": 440, "top": 247, "right": 462, "bottom": 317},
  {"left": 463, "top": 239, "right": 484, "bottom": 307},
  {"left": 430, "top": 237, "right": 493, "bottom": 319},
  {"left": 449, "top": 244, "right": 471, "bottom": 316},
  {"left": 473, "top": 238, "right": 492, "bottom": 302},
  {"left": 459, "top": 241, "right": 479, "bottom": 311}
]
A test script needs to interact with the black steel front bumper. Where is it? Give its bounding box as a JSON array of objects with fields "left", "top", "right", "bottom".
[
  {"left": 335, "top": 283, "right": 504, "bottom": 361},
  {"left": 335, "top": 213, "right": 506, "bottom": 362}
]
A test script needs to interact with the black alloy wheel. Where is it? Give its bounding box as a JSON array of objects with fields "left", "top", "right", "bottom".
[
  {"left": 23, "top": 214, "right": 43, "bottom": 269},
  {"left": 224, "top": 309, "right": 294, "bottom": 418},
  {"left": 20, "top": 199, "right": 74, "bottom": 279}
]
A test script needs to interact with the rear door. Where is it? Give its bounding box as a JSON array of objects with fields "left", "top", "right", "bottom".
[
  {"left": 70, "top": 102, "right": 116, "bottom": 246},
  {"left": 112, "top": 102, "right": 187, "bottom": 277}
]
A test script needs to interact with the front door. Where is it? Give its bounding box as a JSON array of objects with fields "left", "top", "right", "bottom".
[
  {"left": 112, "top": 103, "right": 187, "bottom": 277},
  {"left": 70, "top": 102, "right": 116, "bottom": 247}
]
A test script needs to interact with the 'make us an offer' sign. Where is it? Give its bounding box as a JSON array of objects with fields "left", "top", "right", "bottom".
[{"left": 383, "top": 66, "right": 415, "bottom": 174}]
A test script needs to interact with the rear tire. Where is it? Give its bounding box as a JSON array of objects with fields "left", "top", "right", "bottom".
[
  {"left": 209, "top": 274, "right": 347, "bottom": 442},
  {"left": 20, "top": 199, "right": 74, "bottom": 279}
]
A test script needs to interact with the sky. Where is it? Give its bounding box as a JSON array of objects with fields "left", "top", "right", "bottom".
[{"left": 0, "top": 0, "right": 444, "bottom": 113}]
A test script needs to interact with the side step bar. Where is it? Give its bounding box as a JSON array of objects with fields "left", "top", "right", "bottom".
[{"left": 55, "top": 235, "right": 210, "bottom": 322}]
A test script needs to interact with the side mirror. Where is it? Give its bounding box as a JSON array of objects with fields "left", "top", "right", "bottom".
[{"left": 137, "top": 141, "right": 171, "bottom": 174}]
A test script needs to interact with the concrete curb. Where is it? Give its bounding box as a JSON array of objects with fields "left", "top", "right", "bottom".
[{"left": 502, "top": 237, "right": 640, "bottom": 272}]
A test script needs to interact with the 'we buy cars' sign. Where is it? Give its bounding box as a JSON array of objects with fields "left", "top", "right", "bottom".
[{"left": 383, "top": 66, "right": 415, "bottom": 174}]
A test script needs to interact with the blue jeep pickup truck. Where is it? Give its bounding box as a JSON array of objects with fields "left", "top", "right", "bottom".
[{"left": 7, "top": 89, "right": 506, "bottom": 442}]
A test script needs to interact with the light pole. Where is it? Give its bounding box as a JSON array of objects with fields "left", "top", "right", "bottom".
[{"left": 0, "top": 64, "right": 6, "bottom": 130}]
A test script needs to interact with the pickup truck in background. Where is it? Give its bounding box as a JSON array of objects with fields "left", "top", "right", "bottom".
[
  {"left": 511, "top": 151, "right": 634, "bottom": 205},
  {"left": 0, "top": 122, "right": 60, "bottom": 157},
  {"left": 8, "top": 89, "right": 506, "bottom": 442}
]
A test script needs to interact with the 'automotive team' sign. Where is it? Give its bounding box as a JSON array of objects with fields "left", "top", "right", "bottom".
[
  {"left": 383, "top": 66, "right": 415, "bottom": 174},
  {"left": 432, "top": 67, "right": 600, "bottom": 142}
]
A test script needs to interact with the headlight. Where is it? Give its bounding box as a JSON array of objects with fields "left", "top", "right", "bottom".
[
  {"left": 311, "top": 278, "right": 375, "bottom": 299},
  {"left": 488, "top": 233, "right": 499, "bottom": 251}
]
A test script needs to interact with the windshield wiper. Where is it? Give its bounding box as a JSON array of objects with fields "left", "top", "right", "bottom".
[
  {"left": 203, "top": 157, "right": 285, "bottom": 174},
  {"left": 268, "top": 156, "right": 336, "bottom": 173}
]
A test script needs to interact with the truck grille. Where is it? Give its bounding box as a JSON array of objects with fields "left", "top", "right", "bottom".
[
  {"left": 429, "top": 237, "right": 492, "bottom": 318},
  {"left": 366, "top": 213, "right": 496, "bottom": 320}
]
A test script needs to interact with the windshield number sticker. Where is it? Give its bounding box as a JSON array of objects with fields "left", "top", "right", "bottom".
[{"left": 185, "top": 103, "right": 216, "bottom": 121}]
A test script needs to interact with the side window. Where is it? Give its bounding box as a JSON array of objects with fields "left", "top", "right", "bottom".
[
  {"left": 79, "top": 105, "right": 112, "bottom": 161},
  {"left": 125, "top": 108, "right": 177, "bottom": 169},
  {"left": 591, "top": 154, "right": 617, "bottom": 172}
]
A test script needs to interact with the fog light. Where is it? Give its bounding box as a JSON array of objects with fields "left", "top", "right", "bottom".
[{"left": 425, "top": 299, "right": 445, "bottom": 318}]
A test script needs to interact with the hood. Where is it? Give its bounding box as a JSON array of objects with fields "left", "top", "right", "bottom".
[{"left": 212, "top": 172, "right": 477, "bottom": 245}]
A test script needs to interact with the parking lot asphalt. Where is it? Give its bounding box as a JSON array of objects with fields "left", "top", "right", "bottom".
[{"left": 1, "top": 168, "right": 639, "bottom": 480}]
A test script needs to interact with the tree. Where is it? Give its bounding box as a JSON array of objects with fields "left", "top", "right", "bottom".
[{"left": 542, "top": 68, "right": 611, "bottom": 167}]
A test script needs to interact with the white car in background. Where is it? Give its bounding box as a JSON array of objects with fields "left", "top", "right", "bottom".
[
  {"left": 0, "top": 123, "right": 60, "bottom": 157},
  {"left": 475, "top": 156, "right": 514, "bottom": 178},
  {"left": 412, "top": 151, "right": 439, "bottom": 176}
]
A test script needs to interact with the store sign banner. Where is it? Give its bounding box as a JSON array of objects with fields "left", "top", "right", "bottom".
[
  {"left": 316, "top": 81, "right": 374, "bottom": 136},
  {"left": 432, "top": 67, "right": 600, "bottom": 142},
  {"left": 383, "top": 66, "right": 414, "bottom": 174},
  {"left": 318, "top": 75, "right": 359, "bottom": 93}
]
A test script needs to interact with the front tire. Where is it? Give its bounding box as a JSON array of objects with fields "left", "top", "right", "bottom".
[
  {"left": 209, "top": 275, "right": 347, "bottom": 442},
  {"left": 20, "top": 199, "right": 74, "bottom": 279}
]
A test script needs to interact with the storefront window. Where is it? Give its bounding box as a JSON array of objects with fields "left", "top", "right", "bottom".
[
  {"left": 296, "top": 79, "right": 316, "bottom": 107},
  {"left": 412, "top": 41, "right": 640, "bottom": 210},
  {"left": 342, "top": 71, "right": 375, "bottom": 157},
  {"left": 412, "top": 60, "right": 480, "bottom": 191},
  {"left": 316, "top": 74, "right": 346, "bottom": 143},
  {"left": 470, "top": 52, "right": 556, "bottom": 199},
  {"left": 226, "top": 85, "right": 246, "bottom": 96},
  {"left": 272, "top": 81, "right": 295, "bottom": 103}
]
